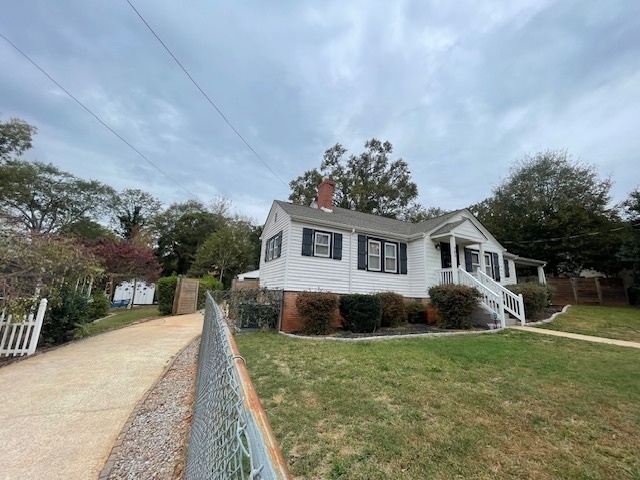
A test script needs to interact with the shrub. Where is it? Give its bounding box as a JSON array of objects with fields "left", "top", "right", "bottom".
[
  {"left": 506, "top": 282, "right": 549, "bottom": 320},
  {"left": 87, "top": 292, "right": 110, "bottom": 320},
  {"left": 197, "top": 275, "right": 224, "bottom": 309},
  {"left": 377, "top": 292, "right": 407, "bottom": 327},
  {"left": 42, "top": 284, "right": 90, "bottom": 345},
  {"left": 428, "top": 284, "right": 481, "bottom": 329},
  {"left": 296, "top": 292, "right": 339, "bottom": 335},
  {"left": 157, "top": 276, "right": 178, "bottom": 315},
  {"left": 339, "top": 294, "right": 382, "bottom": 333},
  {"left": 406, "top": 301, "right": 427, "bottom": 324}
]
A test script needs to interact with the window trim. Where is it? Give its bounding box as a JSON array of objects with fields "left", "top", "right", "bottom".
[
  {"left": 265, "top": 231, "right": 283, "bottom": 262},
  {"left": 384, "top": 242, "right": 397, "bottom": 273},
  {"left": 368, "top": 239, "right": 382, "bottom": 271},
  {"left": 314, "top": 231, "right": 331, "bottom": 258}
]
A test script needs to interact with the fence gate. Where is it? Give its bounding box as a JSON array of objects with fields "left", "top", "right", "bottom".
[
  {"left": 0, "top": 299, "right": 48, "bottom": 357},
  {"left": 173, "top": 278, "right": 200, "bottom": 315}
]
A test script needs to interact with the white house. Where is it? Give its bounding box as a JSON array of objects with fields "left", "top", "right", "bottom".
[{"left": 260, "top": 179, "right": 546, "bottom": 332}]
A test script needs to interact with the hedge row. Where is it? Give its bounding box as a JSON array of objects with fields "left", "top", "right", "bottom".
[{"left": 506, "top": 282, "right": 551, "bottom": 319}]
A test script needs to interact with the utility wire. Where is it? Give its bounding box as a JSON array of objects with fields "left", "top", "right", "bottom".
[
  {"left": 503, "top": 223, "right": 638, "bottom": 245},
  {"left": 0, "top": 32, "right": 203, "bottom": 203},
  {"left": 125, "top": 0, "right": 290, "bottom": 188}
]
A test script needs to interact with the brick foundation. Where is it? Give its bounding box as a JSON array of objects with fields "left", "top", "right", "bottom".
[{"left": 280, "top": 291, "right": 342, "bottom": 333}]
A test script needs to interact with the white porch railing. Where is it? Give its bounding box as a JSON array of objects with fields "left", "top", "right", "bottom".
[
  {"left": 439, "top": 268, "right": 454, "bottom": 285},
  {"left": 0, "top": 299, "right": 48, "bottom": 357},
  {"left": 477, "top": 270, "right": 525, "bottom": 325},
  {"left": 456, "top": 269, "right": 505, "bottom": 328}
]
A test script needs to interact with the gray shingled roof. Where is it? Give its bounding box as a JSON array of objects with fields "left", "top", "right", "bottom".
[{"left": 274, "top": 200, "right": 461, "bottom": 238}]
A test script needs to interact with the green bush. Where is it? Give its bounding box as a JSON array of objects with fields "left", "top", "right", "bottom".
[
  {"left": 296, "top": 292, "right": 339, "bottom": 335},
  {"left": 376, "top": 292, "right": 407, "bottom": 327},
  {"left": 157, "top": 276, "right": 178, "bottom": 315},
  {"left": 42, "top": 284, "right": 90, "bottom": 345},
  {"left": 197, "top": 275, "right": 224, "bottom": 309},
  {"left": 339, "top": 294, "right": 382, "bottom": 333},
  {"left": 506, "top": 282, "right": 550, "bottom": 320},
  {"left": 406, "top": 301, "right": 427, "bottom": 324},
  {"left": 428, "top": 285, "right": 481, "bottom": 329},
  {"left": 87, "top": 292, "right": 110, "bottom": 320}
]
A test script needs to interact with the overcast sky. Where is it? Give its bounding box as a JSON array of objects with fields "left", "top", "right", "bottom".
[{"left": 1, "top": 1, "right": 639, "bottom": 223}]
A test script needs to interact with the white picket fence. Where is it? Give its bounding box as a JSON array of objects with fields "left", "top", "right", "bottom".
[{"left": 0, "top": 298, "right": 48, "bottom": 357}]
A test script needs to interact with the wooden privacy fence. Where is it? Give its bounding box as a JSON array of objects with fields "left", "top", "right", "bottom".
[
  {"left": 547, "top": 277, "right": 628, "bottom": 306},
  {"left": 0, "top": 298, "right": 48, "bottom": 357}
]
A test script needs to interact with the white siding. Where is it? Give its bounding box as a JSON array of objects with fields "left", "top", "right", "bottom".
[
  {"left": 503, "top": 259, "right": 517, "bottom": 285},
  {"left": 425, "top": 240, "right": 443, "bottom": 291},
  {"left": 284, "top": 222, "right": 352, "bottom": 293},
  {"left": 259, "top": 204, "right": 290, "bottom": 290},
  {"left": 454, "top": 220, "right": 486, "bottom": 243},
  {"left": 408, "top": 239, "right": 427, "bottom": 298}
]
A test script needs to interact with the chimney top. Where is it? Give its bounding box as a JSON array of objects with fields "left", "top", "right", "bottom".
[{"left": 317, "top": 178, "right": 335, "bottom": 212}]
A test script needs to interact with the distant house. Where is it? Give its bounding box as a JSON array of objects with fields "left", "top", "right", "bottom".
[{"left": 260, "top": 179, "right": 546, "bottom": 332}]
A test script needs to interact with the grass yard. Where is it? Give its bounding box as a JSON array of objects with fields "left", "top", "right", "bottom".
[
  {"left": 75, "top": 305, "right": 160, "bottom": 338},
  {"left": 236, "top": 331, "right": 640, "bottom": 480},
  {"left": 537, "top": 305, "right": 640, "bottom": 343}
]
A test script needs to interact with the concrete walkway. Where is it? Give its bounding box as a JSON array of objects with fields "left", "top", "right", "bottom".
[
  {"left": 510, "top": 325, "right": 640, "bottom": 349},
  {"left": 0, "top": 313, "right": 203, "bottom": 480}
]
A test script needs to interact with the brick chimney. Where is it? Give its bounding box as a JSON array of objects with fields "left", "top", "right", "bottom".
[{"left": 317, "top": 178, "right": 335, "bottom": 211}]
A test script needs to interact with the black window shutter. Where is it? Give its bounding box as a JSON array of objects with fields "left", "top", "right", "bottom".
[
  {"left": 332, "top": 233, "right": 343, "bottom": 260},
  {"left": 503, "top": 258, "right": 510, "bottom": 278},
  {"left": 357, "top": 235, "right": 367, "bottom": 270},
  {"left": 399, "top": 243, "right": 408, "bottom": 275},
  {"left": 493, "top": 252, "right": 501, "bottom": 281},
  {"left": 456, "top": 245, "right": 460, "bottom": 268},
  {"left": 302, "top": 228, "right": 313, "bottom": 256},
  {"left": 264, "top": 239, "right": 269, "bottom": 262},
  {"left": 277, "top": 231, "right": 283, "bottom": 258},
  {"left": 464, "top": 248, "right": 473, "bottom": 272}
]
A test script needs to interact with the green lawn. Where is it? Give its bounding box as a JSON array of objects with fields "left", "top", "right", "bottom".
[
  {"left": 75, "top": 305, "right": 161, "bottom": 338},
  {"left": 236, "top": 331, "right": 640, "bottom": 480},
  {"left": 537, "top": 305, "right": 640, "bottom": 343}
]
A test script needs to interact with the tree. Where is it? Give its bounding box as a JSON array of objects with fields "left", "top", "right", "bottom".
[
  {"left": 0, "top": 160, "right": 115, "bottom": 233},
  {"left": 289, "top": 139, "right": 420, "bottom": 219},
  {"left": 153, "top": 199, "right": 230, "bottom": 275},
  {"left": 470, "top": 150, "right": 623, "bottom": 275},
  {"left": 404, "top": 205, "right": 450, "bottom": 223},
  {"left": 89, "top": 238, "right": 162, "bottom": 283},
  {"left": 619, "top": 188, "right": 640, "bottom": 296},
  {"left": 0, "top": 232, "right": 102, "bottom": 301},
  {"left": 60, "top": 217, "right": 116, "bottom": 241},
  {"left": 0, "top": 116, "right": 37, "bottom": 162},
  {"left": 189, "top": 221, "right": 255, "bottom": 287},
  {"left": 111, "top": 189, "right": 162, "bottom": 240}
]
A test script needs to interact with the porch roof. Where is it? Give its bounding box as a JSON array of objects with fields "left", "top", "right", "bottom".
[{"left": 504, "top": 252, "right": 547, "bottom": 267}]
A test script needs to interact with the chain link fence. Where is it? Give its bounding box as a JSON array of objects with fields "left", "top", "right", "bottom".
[
  {"left": 185, "top": 291, "right": 290, "bottom": 480},
  {"left": 210, "top": 289, "right": 283, "bottom": 330}
]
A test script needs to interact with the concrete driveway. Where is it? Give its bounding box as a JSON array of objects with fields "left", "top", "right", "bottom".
[{"left": 0, "top": 313, "right": 203, "bottom": 480}]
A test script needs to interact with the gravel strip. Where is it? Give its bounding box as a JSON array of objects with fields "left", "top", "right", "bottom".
[{"left": 106, "top": 337, "right": 200, "bottom": 480}]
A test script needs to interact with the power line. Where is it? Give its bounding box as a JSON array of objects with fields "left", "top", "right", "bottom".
[
  {"left": 125, "top": 0, "right": 290, "bottom": 189},
  {"left": 503, "top": 223, "right": 638, "bottom": 245},
  {"left": 0, "top": 32, "right": 203, "bottom": 203}
]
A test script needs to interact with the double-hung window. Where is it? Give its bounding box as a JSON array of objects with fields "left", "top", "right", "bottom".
[
  {"left": 368, "top": 240, "right": 381, "bottom": 271},
  {"left": 314, "top": 232, "right": 331, "bottom": 257},
  {"left": 384, "top": 243, "right": 397, "bottom": 273},
  {"left": 264, "top": 231, "right": 283, "bottom": 262}
]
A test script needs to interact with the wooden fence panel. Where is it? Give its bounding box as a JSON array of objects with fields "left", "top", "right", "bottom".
[
  {"left": 173, "top": 278, "right": 199, "bottom": 315},
  {"left": 547, "top": 277, "right": 575, "bottom": 305},
  {"left": 574, "top": 278, "right": 600, "bottom": 306},
  {"left": 598, "top": 278, "right": 629, "bottom": 306}
]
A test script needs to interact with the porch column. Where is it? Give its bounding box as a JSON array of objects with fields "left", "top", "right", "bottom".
[
  {"left": 450, "top": 236, "right": 458, "bottom": 284},
  {"left": 478, "top": 242, "right": 486, "bottom": 276},
  {"left": 537, "top": 266, "right": 546, "bottom": 284}
]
